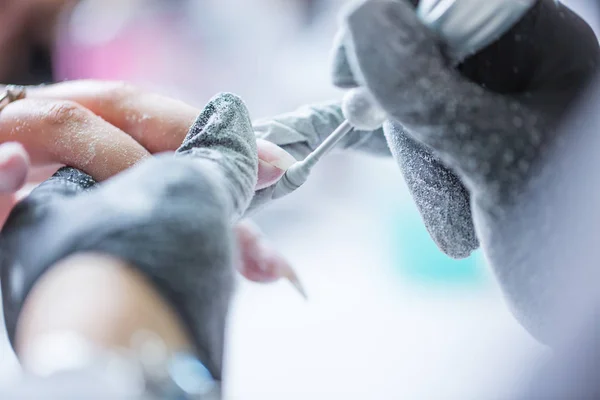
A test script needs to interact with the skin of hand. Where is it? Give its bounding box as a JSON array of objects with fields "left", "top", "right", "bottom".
[
  {"left": 0, "top": 80, "right": 299, "bottom": 286},
  {"left": 336, "top": 0, "right": 599, "bottom": 344},
  {"left": 16, "top": 252, "right": 195, "bottom": 376}
]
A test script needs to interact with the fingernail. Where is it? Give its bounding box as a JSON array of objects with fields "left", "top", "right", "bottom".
[
  {"left": 260, "top": 245, "right": 308, "bottom": 300},
  {"left": 257, "top": 159, "right": 286, "bottom": 190},
  {"left": 282, "top": 267, "right": 308, "bottom": 300},
  {"left": 262, "top": 156, "right": 295, "bottom": 171},
  {"left": 257, "top": 139, "right": 297, "bottom": 171}
]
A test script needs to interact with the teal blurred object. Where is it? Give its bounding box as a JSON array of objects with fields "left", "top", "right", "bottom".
[{"left": 389, "top": 205, "right": 487, "bottom": 286}]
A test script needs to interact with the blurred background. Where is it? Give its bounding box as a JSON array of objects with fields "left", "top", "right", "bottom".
[{"left": 0, "top": 0, "right": 597, "bottom": 398}]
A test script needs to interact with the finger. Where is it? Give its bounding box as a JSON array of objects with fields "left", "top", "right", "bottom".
[
  {"left": 255, "top": 139, "right": 296, "bottom": 190},
  {"left": 26, "top": 165, "right": 62, "bottom": 184},
  {"left": 27, "top": 81, "right": 200, "bottom": 153},
  {"left": 26, "top": 82, "right": 298, "bottom": 188},
  {"left": 0, "top": 142, "right": 30, "bottom": 193},
  {"left": 234, "top": 220, "right": 307, "bottom": 299},
  {"left": 0, "top": 192, "right": 18, "bottom": 227},
  {"left": 0, "top": 98, "right": 151, "bottom": 181},
  {"left": 25, "top": 82, "right": 300, "bottom": 188},
  {"left": 389, "top": 124, "right": 479, "bottom": 258}
]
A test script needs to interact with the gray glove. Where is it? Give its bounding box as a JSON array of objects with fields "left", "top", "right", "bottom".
[
  {"left": 249, "top": 101, "right": 387, "bottom": 210},
  {"left": 247, "top": 95, "right": 478, "bottom": 259},
  {"left": 245, "top": 1, "right": 480, "bottom": 259},
  {"left": 333, "top": 0, "right": 599, "bottom": 344}
]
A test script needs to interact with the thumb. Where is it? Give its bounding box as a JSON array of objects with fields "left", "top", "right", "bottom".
[{"left": 256, "top": 139, "right": 296, "bottom": 190}]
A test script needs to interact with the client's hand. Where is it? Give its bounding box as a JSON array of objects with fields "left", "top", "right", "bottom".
[
  {"left": 0, "top": 81, "right": 294, "bottom": 185},
  {"left": 2, "top": 92, "right": 263, "bottom": 380},
  {"left": 0, "top": 80, "right": 299, "bottom": 287}
]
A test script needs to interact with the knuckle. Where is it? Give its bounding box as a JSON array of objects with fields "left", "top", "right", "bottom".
[{"left": 42, "top": 100, "right": 88, "bottom": 125}]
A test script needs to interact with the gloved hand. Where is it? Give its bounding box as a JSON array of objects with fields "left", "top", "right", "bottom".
[
  {"left": 332, "top": 0, "right": 599, "bottom": 343},
  {"left": 248, "top": 90, "right": 478, "bottom": 259}
]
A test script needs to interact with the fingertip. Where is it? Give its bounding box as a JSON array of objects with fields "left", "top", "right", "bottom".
[
  {"left": 256, "top": 159, "right": 286, "bottom": 190},
  {"left": 0, "top": 142, "right": 29, "bottom": 160},
  {"left": 256, "top": 139, "right": 296, "bottom": 190},
  {"left": 279, "top": 263, "right": 308, "bottom": 300},
  {"left": 0, "top": 142, "right": 30, "bottom": 193}
]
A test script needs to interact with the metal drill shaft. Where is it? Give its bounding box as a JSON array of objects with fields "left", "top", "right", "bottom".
[{"left": 271, "top": 120, "right": 354, "bottom": 199}]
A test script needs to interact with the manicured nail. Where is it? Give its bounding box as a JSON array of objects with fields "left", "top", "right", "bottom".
[
  {"left": 259, "top": 242, "right": 308, "bottom": 300},
  {"left": 257, "top": 139, "right": 296, "bottom": 171},
  {"left": 281, "top": 266, "right": 308, "bottom": 301},
  {"left": 257, "top": 159, "right": 286, "bottom": 190}
]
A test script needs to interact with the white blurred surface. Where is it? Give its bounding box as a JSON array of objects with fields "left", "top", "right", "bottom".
[{"left": 225, "top": 154, "right": 542, "bottom": 400}]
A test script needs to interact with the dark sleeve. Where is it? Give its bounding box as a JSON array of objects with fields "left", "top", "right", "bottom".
[{"left": 458, "top": 0, "right": 599, "bottom": 97}]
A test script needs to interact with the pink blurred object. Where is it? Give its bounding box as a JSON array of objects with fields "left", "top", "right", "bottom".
[
  {"left": 51, "top": 0, "right": 318, "bottom": 114},
  {"left": 53, "top": 0, "right": 210, "bottom": 100},
  {"left": 55, "top": 19, "right": 175, "bottom": 80}
]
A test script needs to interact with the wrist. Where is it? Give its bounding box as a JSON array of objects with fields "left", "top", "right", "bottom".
[
  {"left": 15, "top": 253, "right": 195, "bottom": 371},
  {"left": 19, "top": 330, "right": 220, "bottom": 399}
]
